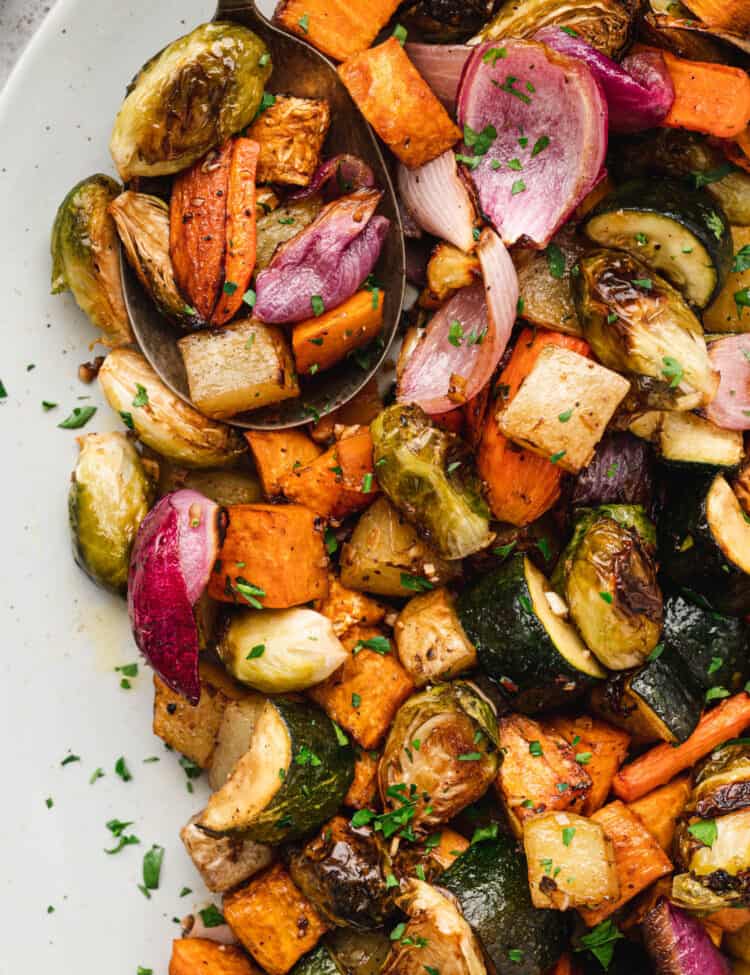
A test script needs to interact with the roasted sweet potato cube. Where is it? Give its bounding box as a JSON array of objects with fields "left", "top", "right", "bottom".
[
  {"left": 311, "top": 377, "right": 382, "bottom": 444},
  {"left": 338, "top": 39, "right": 461, "bottom": 169},
  {"left": 169, "top": 938, "right": 261, "bottom": 975},
  {"left": 178, "top": 319, "right": 299, "bottom": 419},
  {"left": 292, "top": 290, "right": 385, "bottom": 376},
  {"left": 627, "top": 774, "right": 691, "bottom": 852},
  {"left": 425, "top": 243, "right": 480, "bottom": 304},
  {"left": 153, "top": 660, "right": 248, "bottom": 768},
  {"left": 545, "top": 714, "right": 631, "bottom": 815},
  {"left": 246, "top": 95, "right": 330, "bottom": 187},
  {"left": 308, "top": 625, "right": 414, "bottom": 749},
  {"left": 207, "top": 504, "right": 328, "bottom": 608},
  {"left": 244, "top": 429, "right": 322, "bottom": 498},
  {"left": 314, "top": 574, "right": 387, "bottom": 637},
  {"left": 274, "top": 0, "right": 401, "bottom": 62},
  {"left": 394, "top": 587, "right": 477, "bottom": 687},
  {"left": 495, "top": 714, "right": 592, "bottom": 837},
  {"left": 344, "top": 749, "right": 380, "bottom": 809},
  {"left": 279, "top": 428, "right": 378, "bottom": 521},
  {"left": 579, "top": 800, "right": 673, "bottom": 927},
  {"left": 223, "top": 863, "right": 328, "bottom": 975}
]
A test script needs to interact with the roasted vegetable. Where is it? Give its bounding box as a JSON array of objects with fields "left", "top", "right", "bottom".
[
  {"left": 458, "top": 553, "right": 605, "bottom": 713},
  {"left": 288, "top": 816, "right": 391, "bottom": 929},
  {"left": 255, "top": 196, "right": 324, "bottom": 273},
  {"left": 98, "top": 348, "right": 246, "bottom": 468},
  {"left": 158, "top": 466, "right": 262, "bottom": 507},
  {"left": 223, "top": 863, "right": 328, "bottom": 975},
  {"left": 687, "top": 742, "right": 750, "bottom": 823},
  {"left": 658, "top": 472, "right": 750, "bottom": 617},
  {"left": 583, "top": 179, "right": 733, "bottom": 308},
  {"left": 619, "top": 645, "right": 704, "bottom": 743},
  {"left": 109, "top": 191, "right": 195, "bottom": 328},
  {"left": 661, "top": 51, "right": 750, "bottom": 141},
  {"left": 247, "top": 96, "right": 330, "bottom": 187},
  {"left": 642, "top": 898, "right": 732, "bottom": 975},
  {"left": 472, "top": 0, "right": 635, "bottom": 57},
  {"left": 378, "top": 682, "right": 499, "bottom": 835},
  {"left": 441, "top": 834, "right": 569, "bottom": 975},
  {"left": 371, "top": 404, "right": 491, "bottom": 561},
  {"left": 627, "top": 774, "right": 691, "bottom": 853},
  {"left": 705, "top": 225, "right": 750, "bottom": 334},
  {"left": 110, "top": 22, "right": 271, "bottom": 180},
  {"left": 199, "top": 696, "right": 354, "bottom": 843},
  {"left": 632, "top": 411, "right": 745, "bottom": 471},
  {"left": 180, "top": 815, "right": 272, "bottom": 893},
  {"left": 169, "top": 939, "right": 260, "bottom": 975},
  {"left": 546, "top": 714, "right": 631, "bottom": 815},
  {"left": 274, "top": 0, "right": 401, "bottom": 62},
  {"left": 394, "top": 588, "right": 477, "bottom": 687},
  {"left": 571, "top": 432, "right": 655, "bottom": 511},
  {"left": 381, "top": 879, "right": 486, "bottom": 975},
  {"left": 575, "top": 249, "right": 719, "bottom": 411},
  {"left": 51, "top": 173, "right": 130, "bottom": 346},
  {"left": 69, "top": 432, "right": 153, "bottom": 593},
  {"left": 399, "top": 0, "right": 501, "bottom": 42},
  {"left": 245, "top": 429, "right": 322, "bottom": 499},
  {"left": 557, "top": 505, "right": 662, "bottom": 670},
  {"left": 524, "top": 811, "right": 618, "bottom": 910},
  {"left": 314, "top": 576, "right": 387, "bottom": 640},
  {"left": 674, "top": 808, "right": 750, "bottom": 910},
  {"left": 292, "top": 289, "right": 384, "bottom": 376},
  {"left": 512, "top": 227, "right": 587, "bottom": 337},
  {"left": 218, "top": 608, "right": 347, "bottom": 694}
]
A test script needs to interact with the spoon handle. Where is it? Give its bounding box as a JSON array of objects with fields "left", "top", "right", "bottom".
[{"left": 214, "top": 0, "right": 266, "bottom": 27}]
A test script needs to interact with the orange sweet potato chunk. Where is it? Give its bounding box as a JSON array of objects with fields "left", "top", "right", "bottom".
[
  {"left": 244, "top": 429, "right": 322, "bottom": 498},
  {"left": 274, "top": 0, "right": 402, "bottom": 62},
  {"left": 338, "top": 38, "right": 461, "bottom": 169},
  {"left": 344, "top": 749, "right": 380, "bottom": 809},
  {"left": 169, "top": 938, "right": 261, "bottom": 975}
]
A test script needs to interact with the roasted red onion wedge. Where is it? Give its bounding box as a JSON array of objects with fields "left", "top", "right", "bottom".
[
  {"left": 457, "top": 39, "right": 607, "bottom": 248},
  {"left": 128, "top": 490, "right": 219, "bottom": 704},
  {"left": 535, "top": 27, "right": 674, "bottom": 133},
  {"left": 642, "top": 898, "right": 731, "bottom": 975},
  {"left": 398, "top": 228, "right": 517, "bottom": 414},
  {"left": 405, "top": 43, "right": 472, "bottom": 113},
  {"left": 398, "top": 151, "right": 476, "bottom": 254},
  {"left": 289, "top": 154, "right": 375, "bottom": 203},
  {"left": 254, "top": 189, "right": 389, "bottom": 324},
  {"left": 704, "top": 334, "right": 750, "bottom": 431}
]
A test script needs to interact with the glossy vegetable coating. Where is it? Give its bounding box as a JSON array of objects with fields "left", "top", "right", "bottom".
[
  {"left": 69, "top": 432, "right": 153, "bottom": 593},
  {"left": 51, "top": 174, "right": 131, "bottom": 346},
  {"left": 371, "top": 404, "right": 491, "bottom": 560},
  {"left": 110, "top": 22, "right": 271, "bottom": 179}
]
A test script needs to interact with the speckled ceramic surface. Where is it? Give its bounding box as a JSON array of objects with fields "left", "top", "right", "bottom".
[{"left": 0, "top": 2, "right": 276, "bottom": 972}]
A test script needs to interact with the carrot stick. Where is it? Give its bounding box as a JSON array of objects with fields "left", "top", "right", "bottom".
[
  {"left": 292, "top": 289, "right": 384, "bottom": 375},
  {"left": 477, "top": 328, "right": 589, "bottom": 526},
  {"left": 662, "top": 51, "right": 750, "bottom": 139},
  {"left": 212, "top": 138, "right": 261, "bottom": 326},
  {"left": 612, "top": 693, "right": 750, "bottom": 803},
  {"left": 169, "top": 142, "right": 232, "bottom": 321}
]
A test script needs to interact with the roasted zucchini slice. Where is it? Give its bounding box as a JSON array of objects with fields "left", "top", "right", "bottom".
[
  {"left": 457, "top": 553, "right": 605, "bottom": 713},
  {"left": 584, "top": 179, "right": 732, "bottom": 308},
  {"left": 634, "top": 410, "right": 745, "bottom": 471},
  {"left": 199, "top": 696, "right": 354, "bottom": 843}
]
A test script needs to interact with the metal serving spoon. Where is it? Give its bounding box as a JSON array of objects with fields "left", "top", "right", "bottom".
[{"left": 122, "top": 0, "right": 405, "bottom": 430}]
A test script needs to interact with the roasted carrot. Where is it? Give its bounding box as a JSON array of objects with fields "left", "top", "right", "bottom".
[
  {"left": 170, "top": 141, "right": 232, "bottom": 321},
  {"left": 292, "top": 290, "right": 384, "bottom": 376},
  {"left": 477, "top": 329, "right": 590, "bottom": 526},
  {"left": 432, "top": 409, "right": 465, "bottom": 435},
  {"left": 344, "top": 749, "right": 380, "bottom": 809},
  {"left": 613, "top": 693, "right": 750, "bottom": 803},
  {"left": 274, "top": 0, "right": 401, "bottom": 62},
  {"left": 627, "top": 775, "right": 691, "bottom": 852},
  {"left": 280, "top": 428, "right": 378, "bottom": 521},
  {"left": 212, "top": 138, "right": 260, "bottom": 326},
  {"left": 546, "top": 955, "right": 580, "bottom": 975},
  {"left": 662, "top": 50, "right": 750, "bottom": 139},
  {"left": 244, "top": 429, "right": 322, "bottom": 498},
  {"left": 169, "top": 939, "right": 261, "bottom": 975},
  {"left": 463, "top": 384, "right": 491, "bottom": 449},
  {"left": 338, "top": 39, "right": 462, "bottom": 169},
  {"left": 681, "top": 0, "right": 750, "bottom": 33}
]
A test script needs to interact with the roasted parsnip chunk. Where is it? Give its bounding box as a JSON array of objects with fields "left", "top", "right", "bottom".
[{"left": 247, "top": 95, "right": 330, "bottom": 187}]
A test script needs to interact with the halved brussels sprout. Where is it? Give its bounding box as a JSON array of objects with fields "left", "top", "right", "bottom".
[
  {"left": 98, "top": 348, "right": 246, "bottom": 468},
  {"left": 472, "top": 0, "right": 635, "bottom": 57},
  {"left": 51, "top": 174, "right": 131, "bottom": 347},
  {"left": 400, "top": 0, "right": 501, "bottom": 42},
  {"left": 110, "top": 22, "right": 272, "bottom": 180},
  {"left": 371, "top": 405, "right": 492, "bottom": 561},
  {"left": 69, "top": 432, "right": 154, "bottom": 593},
  {"left": 381, "top": 880, "right": 487, "bottom": 975},
  {"left": 327, "top": 929, "right": 392, "bottom": 975},
  {"left": 109, "top": 191, "right": 196, "bottom": 328},
  {"left": 255, "top": 195, "right": 324, "bottom": 273},
  {"left": 557, "top": 505, "right": 663, "bottom": 670},
  {"left": 158, "top": 465, "right": 262, "bottom": 506},
  {"left": 690, "top": 743, "right": 750, "bottom": 819},
  {"left": 574, "top": 250, "right": 719, "bottom": 411},
  {"left": 674, "top": 808, "right": 750, "bottom": 909},
  {"left": 379, "top": 682, "right": 499, "bottom": 836}
]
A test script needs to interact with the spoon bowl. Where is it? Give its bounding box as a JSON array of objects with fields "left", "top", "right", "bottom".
[{"left": 122, "top": 0, "right": 405, "bottom": 430}]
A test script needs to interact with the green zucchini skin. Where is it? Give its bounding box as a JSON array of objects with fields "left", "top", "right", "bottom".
[
  {"left": 289, "top": 945, "right": 341, "bottom": 975},
  {"left": 628, "top": 645, "right": 704, "bottom": 743},
  {"left": 441, "top": 834, "right": 568, "bottom": 975},
  {"left": 584, "top": 178, "right": 732, "bottom": 307},
  {"left": 457, "top": 553, "right": 601, "bottom": 713},
  {"left": 250, "top": 697, "right": 355, "bottom": 844},
  {"left": 658, "top": 473, "right": 750, "bottom": 617},
  {"left": 663, "top": 592, "right": 750, "bottom": 693}
]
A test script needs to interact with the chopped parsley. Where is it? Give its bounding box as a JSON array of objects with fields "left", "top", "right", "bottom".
[
  {"left": 687, "top": 818, "right": 717, "bottom": 847},
  {"left": 42, "top": 400, "right": 58, "bottom": 411},
  {"left": 599, "top": 591, "right": 613, "bottom": 605},
  {"left": 295, "top": 746, "right": 322, "bottom": 767},
  {"left": 199, "top": 904, "right": 225, "bottom": 928},
  {"left": 233, "top": 577, "right": 266, "bottom": 609},
  {"left": 546, "top": 243, "right": 565, "bottom": 279},
  {"left": 246, "top": 644, "right": 265, "bottom": 660},
  {"left": 114, "top": 756, "right": 132, "bottom": 782},
  {"left": 647, "top": 643, "right": 665, "bottom": 662},
  {"left": 550, "top": 450, "right": 566, "bottom": 464},
  {"left": 311, "top": 295, "right": 325, "bottom": 317},
  {"left": 706, "top": 686, "right": 730, "bottom": 702},
  {"left": 457, "top": 752, "right": 483, "bottom": 761},
  {"left": 493, "top": 541, "right": 517, "bottom": 559},
  {"left": 132, "top": 384, "right": 149, "bottom": 408},
  {"left": 362, "top": 472, "right": 374, "bottom": 493},
  {"left": 448, "top": 319, "right": 464, "bottom": 346},
  {"left": 142, "top": 844, "right": 164, "bottom": 891},
  {"left": 58, "top": 406, "right": 97, "bottom": 429},
  {"left": 222, "top": 281, "right": 238, "bottom": 296},
  {"left": 529, "top": 741, "right": 543, "bottom": 757},
  {"left": 532, "top": 135, "right": 550, "bottom": 157},
  {"left": 120, "top": 411, "right": 134, "bottom": 429},
  {"left": 495, "top": 75, "right": 532, "bottom": 105},
  {"left": 562, "top": 826, "right": 576, "bottom": 847},
  {"left": 243, "top": 288, "right": 256, "bottom": 309},
  {"left": 353, "top": 635, "right": 392, "bottom": 656},
  {"left": 352, "top": 693, "right": 362, "bottom": 709},
  {"left": 400, "top": 573, "right": 434, "bottom": 592},
  {"left": 558, "top": 408, "right": 573, "bottom": 422},
  {"left": 392, "top": 23, "right": 408, "bottom": 44},
  {"left": 511, "top": 179, "right": 526, "bottom": 196},
  {"left": 733, "top": 244, "right": 750, "bottom": 274},
  {"left": 482, "top": 47, "right": 507, "bottom": 65},
  {"left": 61, "top": 754, "right": 81, "bottom": 767},
  {"left": 661, "top": 356, "right": 684, "bottom": 388},
  {"left": 735, "top": 287, "right": 750, "bottom": 316},
  {"left": 632, "top": 277, "right": 653, "bottom": 290},
  {"left": 463, "top": 123, "right": 497, "bottom": 157},
  {"left": 692, "top": 164, "right": 734, "bottom": 189},
  {"left": 324, "top": 527, "right": 338, "bottom": 555},
  {"left": 297, "top": 13, "right": 310, "bottom": 32},
  {"left": 576, "top": 752, "right": 593, "bottom": 765},
  {"left": 471, "top": 823, "right": 499, "bottom": 844},
  {"left": 605, "top": 461, "right": 619, "bottom": 479},
  {"left": 707, "top": 656, "right": 723, "bottom": 676},
  {"left": 575, "top": 919, "right": 624, "bottom": 970}
]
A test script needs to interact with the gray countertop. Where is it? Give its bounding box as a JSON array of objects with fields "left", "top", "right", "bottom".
[{"left": 0, "top": 0, "right": 52, "bottom": 87}]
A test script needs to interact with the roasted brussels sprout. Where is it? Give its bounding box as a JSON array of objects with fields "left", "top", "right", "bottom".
[
  {"left": 110, "top": 22, "right": 272, "bottom": 180},
  {"left": 574, "top": 250, "right": 719, "bottom": 411},
  {"left": 379, "top": 682, "right": 499, "bottom": 836},
  {"left": 109, "top": 191, "right": 196, "bottom": 328},
  {"left": 98, "top": 348, "right": 246, "bottom": 468},
  {"left": 255, "top": 195, "right": 324, "bottom": 273},
  {"left": 399, "top": 0, "right": 501, "bottom": 42},
  {"left": 288, "top": 816, "right": 392, "bottom": 929},
  {"left": 158, "top": 465, "right": 262, "bottom": 506},
  {"left": 689, "top": 743, "right": 750, "bottom": 819},
  {"left": 557, "top": 505, "right": 662, "bottom": 670},
  {"left": 371, "top": 404, "right": 492, "bottom": 561},
  {"left": 381, "top": 880, "right": 486, "bottom": 975},
  {"left": 51, "top": 174, "right": 131, "bottom": 347},
  {"left": 472, "top": 0, "right": 635, "bottom": 57},
  {"left": 69, "top": 432, "right": 154, "bottom": 593},
  {"left": 673, "top": 808, "right": 750, "bottom": 909},
  {"left": 327, "top": 929, "right": 392, "bottom": 975}
]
